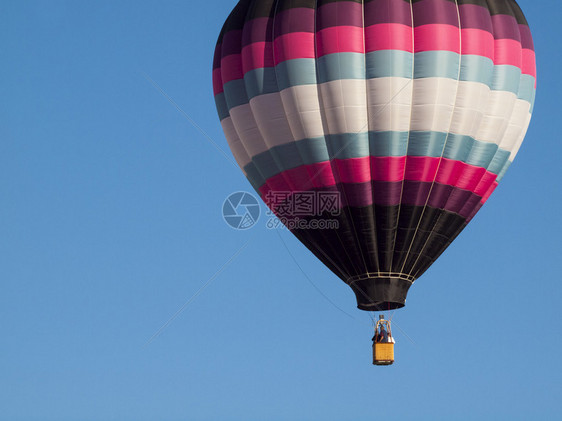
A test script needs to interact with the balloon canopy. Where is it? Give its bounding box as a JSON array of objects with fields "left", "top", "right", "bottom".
[{"left": 213, "top": 0, "right": 536, "bottom": 311}]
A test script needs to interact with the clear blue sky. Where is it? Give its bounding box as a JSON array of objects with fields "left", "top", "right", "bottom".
[{"left": 1, "top": 1, "right": 561, "bottom": 420}]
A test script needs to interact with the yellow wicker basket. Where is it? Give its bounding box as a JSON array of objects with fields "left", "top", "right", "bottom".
[{"left": 373, "top": 342, "right": 394, "bottom": 366}]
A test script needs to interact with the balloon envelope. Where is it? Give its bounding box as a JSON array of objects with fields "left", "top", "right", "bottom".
[{"left": 213, "top": 0, "right": 536, "bottom": 310}]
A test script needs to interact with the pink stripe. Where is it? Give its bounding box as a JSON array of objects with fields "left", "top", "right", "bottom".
[
  {"left": 263, "top": 177, "right": 291, "bottom": 194},
  {"left": 481, "top": 181, "right": 498, "bottom": 204},
  {"left": 258, "top": 162, "right": 335, "bottom": 197},
  {"left": 436, "top": 159, "right": 486, "bottom": 191},
  {"left": 334, "top": 158, "right": 371, "bottom": 184},
  {"left": 261, "top": 157, "right": 498, "bottom": 198},
  {"left": 474, "top": 171, "right": 497, "bottom": 197},
  {"left": 334, "top": 157, "right": 406, "bottom": 183},
  {"left": 212, "top": 68, "right": 223, "bottom": 95},
  {"left": 365, "top": 23, "right": 413, "bottom": 53},
  {"left": 274, "top": 32, "right": 316, "bottom": 64},
  {"left": 461, "top": 28, "right": 494, "bottom": 60},
  {"left": 316, "top": 26, "right": 365, "bottom": 57},
  {"left": 371, "top": 157, "right": 406, "bottom": 181},
  {"left": 494, "top": 38, "right": 521, "bottom": 68},
  {"left": 242, "top": 42, "right": 275, "bottom": 73},
  {"left": 404, "top": 156, "right": 441, "bottom": 182},
  {"left": 414, "top": 24, "right": 460, "bottom": 53},
  {"left": 522, "top": 49, "right": 536, "bottom": 78},
  {"left": 229, "top": 30, "right": 535, "bottom": 78},
  {"left": 220, "top": 54, "right": 243, "bottom": 85}
]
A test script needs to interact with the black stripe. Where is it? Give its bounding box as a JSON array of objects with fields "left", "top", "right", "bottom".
[
  {"left": 277, "top": 0, "right": 317, "bottom": 11},
  {"left": 288, "top": 204, "right": 467, "bottom": 310},
  {"left": 246, "top": 0, "right": 277, "bottom": 19},
  {"left": 289, "top": 204, "right": 467, "bottom": 276}
]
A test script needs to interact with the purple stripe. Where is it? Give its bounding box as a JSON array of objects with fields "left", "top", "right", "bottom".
[
  {"left": 364, "top": 0, "right": 412, "bottom": 27},
  {"left": 221, "top": 29, "right": 243, "bottom": 57},
  {"left": 221, "top": 1, "right": 534, "bottom": 56},
  {"left": 466, "top": 201, "right": 483, "bottom": 223},
  {"left": 459, "top": 3, "right": 492, "bottom": 32},
  {"left": 440, "top": 188, "right": 475, "bottom": 215},
  {"left": 403, "top": 182, "right": 476, "bottom": 216},
  {"left": 491, "top": 14, "right": 520, "bottom": 41},
  {"left": 242, "top": 17, "right": 273, "bottom": 46},
  {"left": 273, "top": 7, "right": 315, "bottom": 37},
  {"left": 317, "top": 1, "right": 364, "bottom": 29},
  {"left": 412, "top": 0, "right": 459, "bottom": 27},
  {"left": 213, "top": 42, "right": 222, "bottom": 69},
  {"left": 518, "top": 24, "right": 534, "bottom": 51},
  {"left": 314, "top": 181, "right": 481, "bottom": 220}
]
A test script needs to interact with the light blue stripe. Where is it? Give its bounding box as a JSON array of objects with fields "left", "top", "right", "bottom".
[
  {"left": 460, "top": 55, "right": 494, "bottom": 86},
  {"left": 252, "top": 136, "right": 332, "bottom": 181},
  {"left": 223, "top": 79, "right": 249, "bottom": 110},
  {"left": 407, "top": 131, "right": 448, "bottom": 157},
  {"left": 326, "top": 132, "right": 370, "bottom": 159},
  {"left": 252, "top": 148, "right": 282, "bottom": 181},
  {"left": 296, "top": 136, "right": 331, "bottom": 164},
  {"left": 464, "top": 139, "right": 499, "bottom": 168},
  {"left": 487, "top": 149, "right": 511, "bottom": 175},
  {"left": 491, "top": 65, "right": 521, "bottom": 95},
  {"left": 214, "top": 92, "right": 229, "bottom": 121},
  {"left": 496, "top": 160, "right": 512, "bottom": 183},
  {"left": 244, "top": 67, "right": 279, "bottom": 99},
  {"left": 518, "top": 74, "right": 536, "bottom": 104},
  {"left": 220, "top": 52, "right": 532, "bottom": 117},
  {"left": 244, "top": 164, "right": 265, "bottom": 191},
  {"left": 318, "top": 53, "right": 366, "bottom": 83},
  {"left": 275, "top": 59, "right": 317, "bottom": 91},
  {"left": 366, "top": 50, "right": 412, "bottom": 79},
  {"left": 242, "top": 130, "right": 512, "bottom": 190},
  {"left": 414, "top": 51, "right": 460, "bottom": 80},
  {"left": 370, "top": 131, "right": 410, "bottom": 156}
]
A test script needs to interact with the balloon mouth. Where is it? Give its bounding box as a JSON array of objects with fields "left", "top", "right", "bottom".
[{"left": 347, "top": 275, "right": 414, "bottom": 312}]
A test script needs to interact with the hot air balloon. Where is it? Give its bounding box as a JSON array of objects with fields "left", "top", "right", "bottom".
[{"left": 212, "top": 0, "right": 536, "bottom": 353}]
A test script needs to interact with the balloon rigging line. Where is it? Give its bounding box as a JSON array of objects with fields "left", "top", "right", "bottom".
[
  {"left": 142, "top": 237, "right": 253, "bottom": 348},
  {"left": 142, "top": 72, "right": 239, "bottom": 169},
  {"left": 275, "top": 228, "right": 356, "bottom": 320},
  {"left": 273, "top": 0, "right": 366, "bottom": 278},
  {"left": 324, "top": 0, "right": 370, "bottom": 277},
  {"left": 389, "top": 317, "right": 416, "bottom": 346},
  {"left": 387, "top": 0, "right": 415, "bottom": 274},
  {"left": 400, "top": 0, "right": 464, "bottom": 277},
  {"left": 277, "top": 225, "right": 416, "bottom": 344}
]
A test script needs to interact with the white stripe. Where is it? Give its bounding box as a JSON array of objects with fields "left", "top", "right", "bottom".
[
  {"left": 229, "top": 104, "right": 271, "bottom": 158},
  {"left": 410, "top": 78, "right": 458, "bottom": 133},
  {"left": 367, "top": 77, "right": 413, "bottom": 132},
  {"left": 507, "top": 107, "right": 532, "bottom": 160},
  {"left": 226, "top": 76, "right": 531, "bottom": 166},
  {"left": 318, "top": 79, "right": 369, "bottom": 134},
  {"left": 221, "top": 117, "right": 251, "bottom": 169},
  {"left": 449, "top": 82, "right": 490, "bottom": 138},
  {"left": 279, "top": 84, "right": 325, "bottom": 141},
  {"left": 249, "top": 93, "right": 296, "bottom": 149},
  {"left": 499, "top": 100, "right": 531, "bottom": 156},
  {"left": 475, "top": 90, "right": 518, "bottom": 144}
]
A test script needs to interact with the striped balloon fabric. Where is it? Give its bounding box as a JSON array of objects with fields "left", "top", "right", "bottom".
[{"left": 213, "top": 0, "right": 536, "bottom": 311}]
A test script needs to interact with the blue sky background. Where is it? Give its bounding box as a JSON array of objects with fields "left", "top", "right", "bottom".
[{"left": 1, "top": 1, "right": 561, "bottom": 420}]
